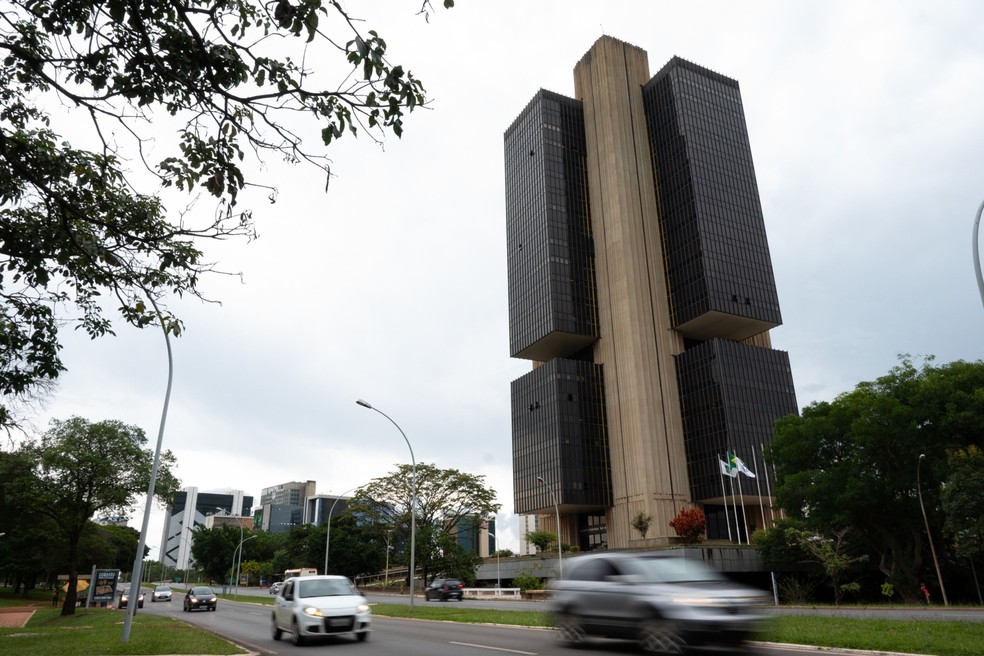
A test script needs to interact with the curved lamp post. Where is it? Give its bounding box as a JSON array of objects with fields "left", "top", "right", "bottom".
[
  {"left": 122, "top": 296, "right": 174, "bottom": 644},
  {"left": 356, "top": 399, "right": 417, "bottom": 610},
  {"left": 917, "top": 454, "right": 949, "bottom": 606},
  {"left": 536, "top": 476, "right": 563, "bottom": 579},
  {"left": 324, "top": 486, "right": 360, "bottom": 574},
  {"left": 215, "top": 508, "right": 245, "bottom": 597},
  {"left": 974, "top": 199, "right": 984, "bottom": 311},
  {"left": 234, "top": 534, "right": 257, "bottom": 594}
]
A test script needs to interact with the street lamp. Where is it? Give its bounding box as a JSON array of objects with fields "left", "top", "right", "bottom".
[
  {"left": 356, "top": 399, "right": 417, "bottom": 610},
  {"left": 216, "top": 508, "right": 245, "bottom": 597},
  {"left": 537, "top": 476, "right": 563, "bottom": 579},
  {"left": 974, "top": 198, "right": 984, "bottom": 311},
  {"left": 234, "top": 535, "right": 257, "bottom": 594},
  {"left": 917, "top": 454, "right": 949, "bottom": 606},
  {"left": 122, "top": 295, "right": 174, "bottom": 644},
  {"left": 324, "top": 487, "right": 360, "bottom": 574}
]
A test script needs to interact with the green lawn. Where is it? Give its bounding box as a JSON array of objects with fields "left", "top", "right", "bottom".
[{"left": 0, "top": 607, "right": 246, "bottom": 656}]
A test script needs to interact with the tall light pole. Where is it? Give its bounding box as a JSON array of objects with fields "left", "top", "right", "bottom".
[
  {"left": 537, "top": 476, "right": 563, "bottom": 579},
  {"left": 235, "top": 535, "right": 257, "bottom": 594},
  {"left": 974, "top": 199, "right": 984, "bottom": 311},
  {"left": 917, "top": 454, "right": 949, "bottom": 606},
  {"left": 122, "top": 296, "right": 174, "bottom": 644},
  {"left": 356, "top": 399, "right": 417, "bottom": 610},
  {"left": 324, "top": 487, "right": 359, "bottom": 574},
  {"left": 216, "top": 508, "right": 244, "bottom": 597}
]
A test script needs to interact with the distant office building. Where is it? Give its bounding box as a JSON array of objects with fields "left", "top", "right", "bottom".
[
  {"left": 505, "top": 36, "right": 798, "bottom": 551},
  {"left": 160, "top": 487, "right": 252, "bottom": 570},
  {"left": 304, "top": 494, "right": 351, "bottom": 526},
  {"left": 257, "top": 480, "right": 316, "bottom": 534},
  {"left": 261, "top": 480, "right": 316, "bottom": 506},
  {"left": 517, "top": 514, "right": 540, "bottom": 556}
]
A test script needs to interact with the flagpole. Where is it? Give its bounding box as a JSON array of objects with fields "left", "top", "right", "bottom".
[
  {"left": 731, "top": 449, "right": 750, "bottom": 544},
  {"left": 751, "top": 449, "right": 766, "bottom": 531},
  {"left": 728, "top": 467, "right": 739, "bottom": 544},
  {"left": 718, "top": 454, "right": 733, "bottom": 542},
  {"left": 761, "top": 443, "right": 777, "bottom": 526}
]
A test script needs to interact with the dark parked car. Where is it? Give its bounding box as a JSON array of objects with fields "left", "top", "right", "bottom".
[
  {"left": 184, "top": 586, "right": 217, "bottom": 612},
  {"left": 424, "top": 578, "right": 464, "bottom": 602},
  {"left": 119, "top": 589, "right": 144, "bottom": 609},
  {"left": 550, "top": 552, "right": 770, "bottom": 653}
]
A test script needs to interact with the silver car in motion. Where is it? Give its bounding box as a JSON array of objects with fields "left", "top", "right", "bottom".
[
  {"left": 272, "top": 575, "right": 371, "bottom": 645},
  {"left": 550, "top": 551, "right": 770, "bottom": 653}
]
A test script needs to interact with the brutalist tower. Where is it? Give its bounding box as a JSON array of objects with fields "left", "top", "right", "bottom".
[{"left": 505, "top": 37, "right": 798, "bottom": 551}]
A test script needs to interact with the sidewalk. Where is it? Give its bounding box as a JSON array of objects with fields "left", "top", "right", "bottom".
[{"left": 0, "top": 606, "right": 38, "bottom": 628}]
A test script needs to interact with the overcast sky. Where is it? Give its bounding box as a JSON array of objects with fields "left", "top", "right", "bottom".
[{"left": 26, "top": 0, "right": 984, "bottom": 557}]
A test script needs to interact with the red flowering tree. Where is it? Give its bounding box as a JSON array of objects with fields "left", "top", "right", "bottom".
[{"left": 669, "top": 507, "right": 706, "bottom": 544}]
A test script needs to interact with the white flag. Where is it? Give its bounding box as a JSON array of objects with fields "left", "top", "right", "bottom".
[
  {"left": 719, "top": 458, "right": 738, "bottom": 478},
  {"left": 730, "top": 453, "right": 756, "bottom": 478}
]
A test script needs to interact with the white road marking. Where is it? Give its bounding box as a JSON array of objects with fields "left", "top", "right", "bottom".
[{"left": 448, "top": 641, "right": 538, "bottom": 655}]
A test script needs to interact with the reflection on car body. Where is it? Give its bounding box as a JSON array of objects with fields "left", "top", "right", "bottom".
[
  {"left": 550, "top": 551, "right": 770, "bottom": 653},
  {"left": 272, "top": 575, "right": 371, "bottom": 645}
]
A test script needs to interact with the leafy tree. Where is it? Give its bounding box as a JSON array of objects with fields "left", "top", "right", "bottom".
[
  {"left": 13, "top": 417, "right": 178, "bottom": 615},
  {"left": 786, "top": 527, "right": 868, "bottom": 605},
  {"left": 324, "top": 513, "right": 387, "bottom": 580},
  {"left": 0, "top": 0, "right": 455, "bottom": 430},
  {"left": 525, "top": 530, "right": 556, "bottom": 553},
  {"left": 350, "top": 463, "right": 500, "bottom": 585},
  {"left": 941, "top": 446, "right": 984, "bottom": 562},
  {"left": 240, "top": 560, "right": 260, "bottom": 586},
  {"left": 668, "top": 507, "right": 706, "bottom": 544},
  {"left": 190, "top": 524, "right": 245, "bottom": 584},
  {"left": 631, "top": 511, "right": 653, "bottom": 539},
  {"left": 768, "top": 356, "right": 984, "bottom": 602}
]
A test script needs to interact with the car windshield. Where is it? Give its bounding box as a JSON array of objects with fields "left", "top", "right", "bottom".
[
  {"left": 297, "top": 579, "right": 356, "bottom": 598},
  {"left": 621, "top": 557, "right": 726, "bottom": 583},
  {"left": 191, "top": 587, "right": 214, "bottom": 595},
  {"left": 155, "top": 586, "right": 170, "bottom": 591}
]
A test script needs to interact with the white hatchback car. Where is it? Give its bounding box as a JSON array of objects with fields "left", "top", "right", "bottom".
[
  {"left": 271, "top": 575, "right": 371, "bottom": 645},
  {"left": 151, "top": 585, "right": 172, "bottom": 602}
]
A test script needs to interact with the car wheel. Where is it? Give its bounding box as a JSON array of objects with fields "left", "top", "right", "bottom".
[
  {"left": 556, "top": 611, "right": 586, "bottom": 646},
  {"left": 638, "top": 618, "right": 685, "bottom": 654},
  {"left": 291, "top": 618, "right": 305, "bottom": 646},
  {"left": 211, "top": 606, "right": 216, "bottom": 611},
  {"left": 272, "top": 615, "right": 282, "bottom": 641},
  {"left": 356, "top": 631, "right": 369, "bottom": 642}
]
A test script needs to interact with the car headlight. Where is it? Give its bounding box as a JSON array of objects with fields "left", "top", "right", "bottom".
[
  {"left": 303, "top": 606, "right": 324, "bottom": 617},
  {"left": 670, "top": 596, "right": 718, "bottom": 606},
  {"left": 189, "top": 596, "right": 198, "bottom": 602},
  {"left": 356, "top": 604, "right": 370, "bottom": 614}
]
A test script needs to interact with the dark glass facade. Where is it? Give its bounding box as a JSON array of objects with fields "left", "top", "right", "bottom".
[
  {"left": 511, "top": 358, "right": 611, "bottom": 515},
  {"left": 675, "top": 338, "right": 797, "bottom": 502},
  {"left": 643, "top": 57, "right": 782, "bottom": 341},
  {"left": 504, "top": 90, "right": 598, "bottom": 362},
  {"left": 505, "top": 40, "right": 797, "bottom": 549}
]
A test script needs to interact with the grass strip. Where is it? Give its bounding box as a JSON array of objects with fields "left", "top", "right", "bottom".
[
  {"left": 762, "top": 615, "right": 984, "bottom": 656},
  {"left": 0, "top": 607, "right": 246, "bottom": 656}
]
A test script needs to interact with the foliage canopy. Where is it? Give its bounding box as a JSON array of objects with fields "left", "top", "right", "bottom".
[
  {"left": 0, "top": 0, "right": 453, "bottom": 429},
  {"left": 767, "top": 356, "right": 984, "bottom": 601}
]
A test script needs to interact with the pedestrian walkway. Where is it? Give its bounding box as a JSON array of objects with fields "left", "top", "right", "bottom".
[{"left": 0, "top": 606, "right": 37, "bottom": 628}]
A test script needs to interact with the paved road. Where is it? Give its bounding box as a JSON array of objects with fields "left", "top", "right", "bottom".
[{"left": 139, "top": 584, "right": 984, "bottom": 655}]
